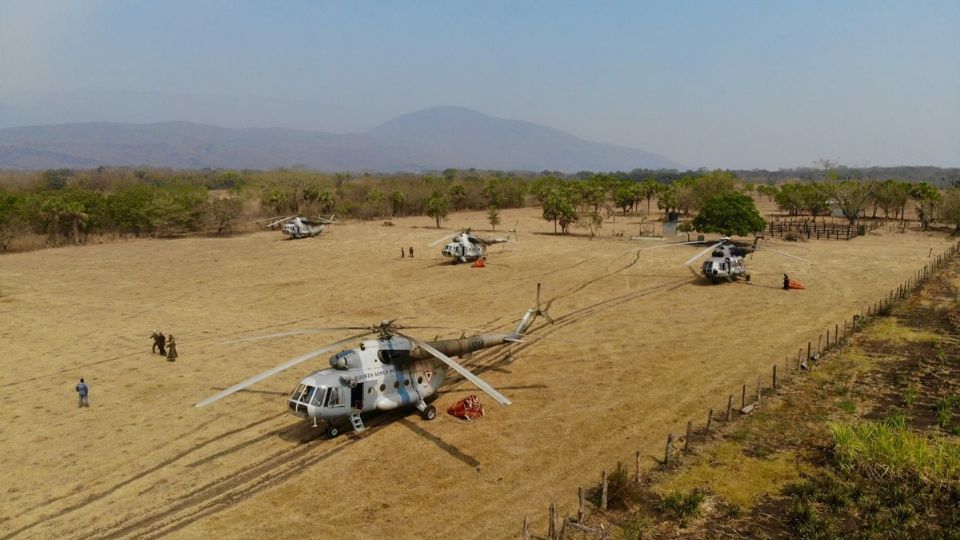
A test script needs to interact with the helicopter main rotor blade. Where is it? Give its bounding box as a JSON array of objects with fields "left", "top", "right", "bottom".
[
  {"left": 400, "top": 332, "right": 511, "bottom": 406},
  {"left": 265, "top": 215, "right": 296, "bottom": 228},
  {"left": 684, "top": 242, "right": 723, "bottom": 266},
  {"left": 428, "top": 232, "right": 457, "bottom": 247},
  {"left": 195, "top": 330, "right": 373, "bottom": 408},
  {"left": 755, "top": 246, "right": 812, "bottom": 263},
  {"left": 630, "top": 240, "right": 712, "bottom": 253},
  {"left": 219, "top": 325, "right": 375, "bottom": 345}
]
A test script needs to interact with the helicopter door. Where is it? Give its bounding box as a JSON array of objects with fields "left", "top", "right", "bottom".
[{"left": 350, "top": 383, "right": 364, "bottom": 410}]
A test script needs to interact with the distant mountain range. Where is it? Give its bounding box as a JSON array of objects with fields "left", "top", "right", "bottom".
[{"left": 0, "top": 106, "right": 681, "bottom": 172}]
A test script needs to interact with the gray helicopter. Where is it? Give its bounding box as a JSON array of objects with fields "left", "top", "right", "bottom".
[
  {"left": 635, "top": 236, "right": 810, "bottom": 283},
  {"left": 196, "top": 285, "right": 554, "bottom": 438},
  {"left": 430, "top": 228, "right": 512, "bottom": 264},
  {"left": 259, "top": 214, "right": 337, "bottom": 239}
]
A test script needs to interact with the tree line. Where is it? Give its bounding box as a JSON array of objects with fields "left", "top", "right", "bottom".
[{"left": 3, "top": 165, "right": 960, "bottom": 253}]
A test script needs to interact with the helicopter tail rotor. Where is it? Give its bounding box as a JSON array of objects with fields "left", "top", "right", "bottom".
[{"left": 514, "top": 283, "right": 555, "bottom": 334}]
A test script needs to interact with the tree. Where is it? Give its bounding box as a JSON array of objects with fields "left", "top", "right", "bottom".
[
  {"left": 820, "top": 178, "right": 875, "bottom": 225},
  {"left": 425, "top": 191, "right": 449, "bottom": 229},
  {"left": 774, "top": 184, "right": 805, "bottom": 215},
  {"left": 910, "top": 182, "right": 942, "bottom": 230},
  {"left": 0, "top": 190, "right": 28, "bottom": 251},
  {"left": 449, "top": 185, "right": 468, "bottom": 210},
  {"left": 541, "top": 186, "right": 578, "bottom": 234},
  {"left": 872, "top": 180, "right": 910, "bottom": 219},
  {"left": 487, "top": 206, "right": 501, "bottom": 231},
  {"left": 205, "top": 198, "right": 244, "bottom": 235},
  {"left": 940, "top": 188, "right": 960, "bottom": 232},
  {"left": 799, "top": 184, "right": 829, "bottom": 220},
  {"left": 389, "top": 191, "right": 406, "bottom": 216},
  {"left": 692, "top": 192, "right": 765, "bottom": 237},
  {"left": 639, "top": 179, "right": 660, "bottom": 214}
]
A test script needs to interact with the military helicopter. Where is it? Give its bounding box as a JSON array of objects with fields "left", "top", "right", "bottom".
[
  {"left": 429, "top": 228, "right": 512, "bottom": 264},
  {"left": 196, "top": 284, "right": 555, "bottom": 438},
  {"left": 635, "top": 236, "right": 810, "bottom": 284},
  {"left": 259, "top": 214, "right": 337, "bottom": 239}
]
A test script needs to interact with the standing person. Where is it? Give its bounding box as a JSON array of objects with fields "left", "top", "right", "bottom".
[
  {"left": 151, "top": 331, "right": 161, "bottom": 354},
  {"left": 76, "top": 378, "right": 89, "bottom": 407},
  {"left": 408, "top": 246, "right": 414, "bottom": 258},
  {"left": 401, "top": 248, "right": 405, "bottom": 258},
  {"left": 166, "top": 334, "right": 178, "bottom": 362},
  {"left": 783, "top": 274, "right": 790, "bottom": 290}
]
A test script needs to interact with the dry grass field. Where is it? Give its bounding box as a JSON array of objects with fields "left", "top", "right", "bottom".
[{"left": 0, "top": 206, "right": 951, "bottom": 539}]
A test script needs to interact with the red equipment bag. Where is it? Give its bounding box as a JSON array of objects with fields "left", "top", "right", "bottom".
[
  {"left": 472, "top": 258, "right": 486, "bottom": 268},
  {"left": 788, "top": 280, "right": 805, "bottom": 290},
  {"left": 447, "top": 395, "right": 485, "bottom": 420}
]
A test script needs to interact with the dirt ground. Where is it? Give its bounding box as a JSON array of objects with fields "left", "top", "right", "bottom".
[{"left": 0, "top": 206, "right": 951, "bottom": 539}]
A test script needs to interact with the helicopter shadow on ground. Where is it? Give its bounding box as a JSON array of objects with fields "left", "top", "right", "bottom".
[{"left": 396, "top": 418, "right": 481, "bottom": 468}]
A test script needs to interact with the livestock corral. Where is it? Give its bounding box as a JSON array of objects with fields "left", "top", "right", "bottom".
[{"left": 0, "top": 207, "right": 951, "bottom": 539}]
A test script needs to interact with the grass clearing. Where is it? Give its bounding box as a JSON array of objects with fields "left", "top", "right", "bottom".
[{"left": 656, "top": 443, "right": 806, "bottom": 509}]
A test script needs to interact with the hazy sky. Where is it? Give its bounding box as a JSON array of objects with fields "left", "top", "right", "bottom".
[{"left": 0, "top": 0, "right": 957, "bottom": 169}]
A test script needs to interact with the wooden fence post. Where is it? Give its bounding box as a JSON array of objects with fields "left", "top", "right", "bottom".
[
  {"left": 835, "top": 323, "right": 839, "bottom": 344},
  {"left": 523, "top": 516, "right": 530, "bottom": 540},
  {"left": 664, "top": 434, "right": 674, "bottom": 465},
  {"left": 741, "top": 384, "right": 747, "bottom": 409},
  {"left": 827, "top": 329, "right": 830, "bottom": 349},
  {"left": 773, "top": 365, "right": 778, "bottom": 390},
  {"left": 756, "top": 375, "right": 762, "bottom": 402},
  {"left": 807, "top": 341, "right": 812, "bottom": 362},
  {"left": 600, "top": 471, "right": 608, "bottom": 511},
  {"left": 635, "top": 451, "right": 641, "bottom": 484},
  {"left": 548, "top": 503, "right": 557, "bottom": 540},
  {"left": 726, "top": 395, "right": 733, "bottom": 421},
  {"left": 706, "top": 408, "right": 714, "bottom": 433}
]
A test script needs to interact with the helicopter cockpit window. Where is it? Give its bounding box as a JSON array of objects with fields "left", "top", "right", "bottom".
[
  {"left": 301, "top": 386, "right": 316, "bottom": 404},
  {"left": 311, "top": 388, "right": 326, "bottom": 406},
  {"left": 290, "top": 384, "right": 306, "bottom": 401},
  {"left": 325, "top": 388, "right": 342, "bottom": 407}
]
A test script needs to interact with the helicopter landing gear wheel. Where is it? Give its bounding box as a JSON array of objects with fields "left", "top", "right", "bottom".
[
  {"left": 421, "top": 405, "right": 437, "bottom": 420},
  {"left": 326, "top": 425, "right": 340, "bottom": 438},
  {"left": 745, "top": 274, "right": 751, "bottom": 282},
  {"left": 712, "top": 277, "right": 720, "bottom": 284}
]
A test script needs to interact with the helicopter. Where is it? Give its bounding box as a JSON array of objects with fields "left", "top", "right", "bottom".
[
  {"left": 196, "top": 284, "right": 555, "bottom": 438},
  {"left": 259, "top": 214, "right": 338, "bottom": 239},
  {"left": 430, "top": 228, "right": 512, "bottom": 264},
  {"left": 635, "top": 236, "right": 810, "bottom": 284}
]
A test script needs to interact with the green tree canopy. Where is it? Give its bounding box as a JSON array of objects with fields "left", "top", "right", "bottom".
[
  {"left": 425, "top": 191, "right": 449, "bottom": 229},
  {"left": 692, "top": 192, "right": 765, "bottom": 237}
]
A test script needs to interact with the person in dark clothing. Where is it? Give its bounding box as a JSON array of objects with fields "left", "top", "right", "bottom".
[
  {"left": 401, "top": 248, "right": 405, "bottom": 258},
  {"left": 408, "top": 246, "right": 414, "bottom": 258},
  {"left": 76, "top": 378, "right": 89, "bottom": 407},
  {"left": 151, "top": 331, "right": 166, "bottom": 355},
  {"left": 783, "top": 274, "right": 790, "bottom": 290}
]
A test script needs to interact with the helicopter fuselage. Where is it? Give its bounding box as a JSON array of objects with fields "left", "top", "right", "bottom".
[
  {"left": 282, "top": 217, "right": 326, "bottom": 239},
  {"left": 441, "top": 233, "right": 486, "bottom": 263},
  {"left": 699, "top": 243, "right": 752, "bottom": 283},
  {"left": 286, "top": 334, "right": 514, "bottom": 430}
]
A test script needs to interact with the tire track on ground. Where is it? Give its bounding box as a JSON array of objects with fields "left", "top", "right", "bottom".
[
  {"left": 93, "top": 424, "right": 376, "bottom": 540},
  {"left": 1, "top": 414, "right": 282, "bottom": 540}
]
